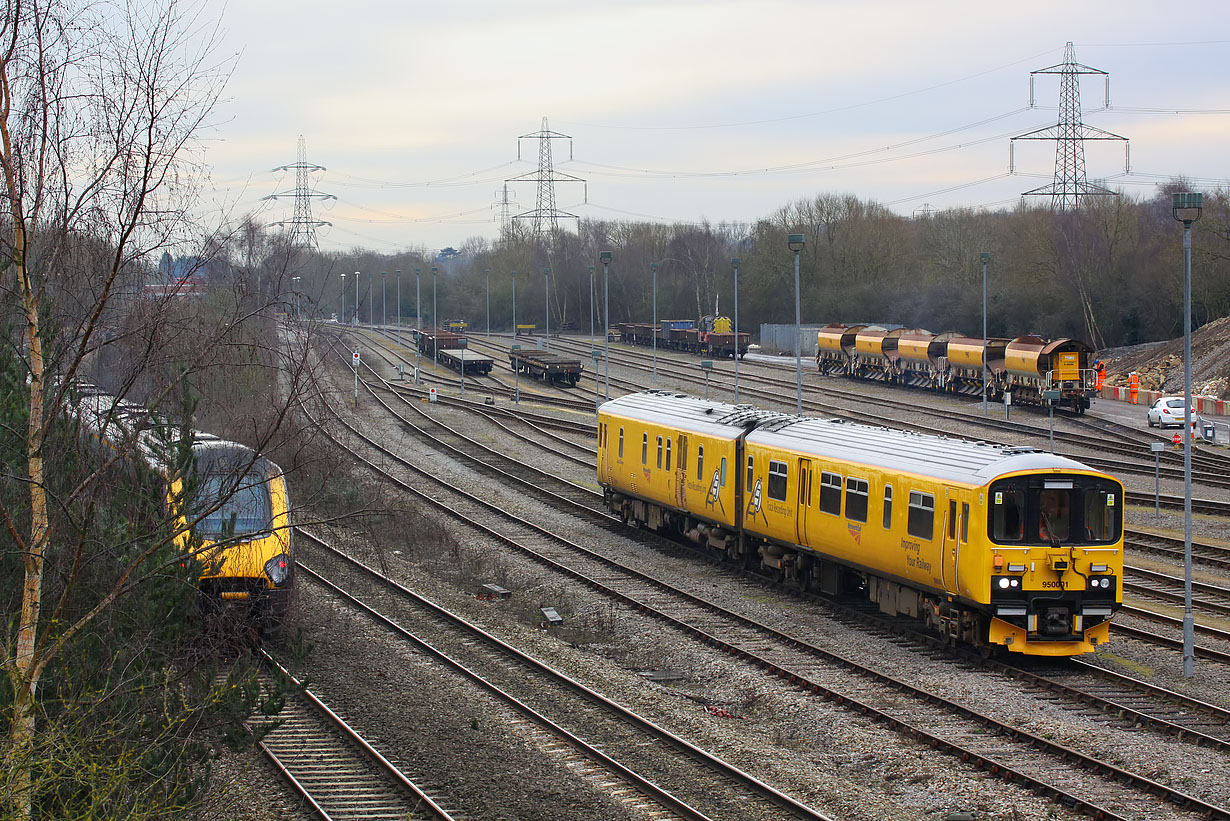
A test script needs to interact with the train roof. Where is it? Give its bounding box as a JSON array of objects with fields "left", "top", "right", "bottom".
[
  {"left": 602, "top": 391, "right": 1106, "bottom": 486},
  {"left": 748, "top": 417, "right": 1101, "bottom": 486},
  {"left": 600, "top": 391, "right": 791, "bottom": 439}
]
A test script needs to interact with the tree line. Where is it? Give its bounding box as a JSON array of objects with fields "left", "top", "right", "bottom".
[{"left": 264, "top": 185, "right": 1229, "bottom": 353}]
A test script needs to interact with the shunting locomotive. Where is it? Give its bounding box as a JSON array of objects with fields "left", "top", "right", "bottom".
[{"left": 597, "top": 391, "right": 1123, "bottom": 656}]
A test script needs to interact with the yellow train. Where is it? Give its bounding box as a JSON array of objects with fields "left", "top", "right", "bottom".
[
  {"left": 171, "top": 434, "right": 294, "bottom": 627},
  {"left": 75, "top": 387, "right": 294, "bottom": 629},
  {"left": 597, "top": 391, "right": 1123, "bottom": 656}
]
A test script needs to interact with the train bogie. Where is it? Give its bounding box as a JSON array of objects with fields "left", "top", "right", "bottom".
[{"left": 598, "top": 391, "right": 1124, "bottom": 657}]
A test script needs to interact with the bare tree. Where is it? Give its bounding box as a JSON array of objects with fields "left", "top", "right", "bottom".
[{"left": 0, "top": 2, "right": 280, "bottom": 817}]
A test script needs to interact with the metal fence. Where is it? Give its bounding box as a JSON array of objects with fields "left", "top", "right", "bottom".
[{"left": 1198, "top": 415, "right": 1229, "bottom": 447}]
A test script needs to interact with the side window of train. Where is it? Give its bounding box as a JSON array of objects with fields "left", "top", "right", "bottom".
[
  {"left": 656, "top": 436, "right": 663, "bottom": 469},
  {"left": 720, "top": 456, "right": 727, "bottom": 487},
  {"left": 883, "top": 485, "right": 893, "bottom": 529},
  {"left": 948, "top": 500, "right": 957, "bottom": 539},
  {"left": 767, "top": 460, "right": 788, "bottom": 501},
  {"left": 819, "top": 471, "right": 842, "bottom": 515},
  {"left": 696, "top": 445, "right": 704, "bottom": 481},
  {"left": 641, "top": 433, "right": 648, "bottom": 465},
  {"left": 665, "top": 438, "right": 672, "bottom": 471},
  {"left": 907, "top": 491, "right": 935, "bottom": 540},
  {"left": 845, "top": 477, "right": 868, "bottom": 523},
  {"left": 961, "top": 502, "right": 970, "bottom": 543},
  {"left": 618, "top": 427, "right": 624, "bottom": 459},
  {"left": 678, "top": 437, "right": 687, "bottom": 472},
  {"left": 746, "top": 455, "right": 754, "bottom": 489}
]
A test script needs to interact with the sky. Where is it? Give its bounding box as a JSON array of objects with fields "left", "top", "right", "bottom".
[{"left": 198, "top": 0, "right": 1230, "bottom": 255}]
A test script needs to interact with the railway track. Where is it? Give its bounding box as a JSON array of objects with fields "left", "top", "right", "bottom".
[
  {"left": 318, "top": 365, "right": 1230, "bottom": 820},
  {"left": 295, "top": 530, "right": 833, "bottom": 821},
  {"left": 1127, "top": 529, "right": 1230, "bottom": 571},
  {"left": 1125, "top": 564, "right": 1230, "bottom": 618},
  {"left": 255, "top": 650, "right": 458, "bottom": 820}
]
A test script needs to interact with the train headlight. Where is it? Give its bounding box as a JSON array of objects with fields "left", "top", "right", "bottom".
[
  {"left": 998, "top": 577, "right": 1011, "bottom": 589},
  {"left": 264, "top": 554, "right": 292, "bottom": 586},
  {"left": 1100, "top": 577, "right": 1110, "bottom": 589}
]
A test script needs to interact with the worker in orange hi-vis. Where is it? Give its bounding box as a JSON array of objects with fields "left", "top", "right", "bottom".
[
  {"left": 1094, "top": 360, "right": 1106, "bottom": 391},
  {"left": 1128, "top": 371, "right": 1140, "bottom": 404}
]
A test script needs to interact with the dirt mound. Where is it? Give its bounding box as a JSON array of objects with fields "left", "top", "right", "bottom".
[{"left": 1099, "top": 316, "right": 1230, "bottom": 399}]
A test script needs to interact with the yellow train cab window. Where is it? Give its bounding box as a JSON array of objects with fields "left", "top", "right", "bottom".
[
  {"left": 948, "top": 500, "right": 957, "bottom": 539},
  {"left": 907, "top": 491, "right": 934, "bottom": 540},
  {"left": 656, "top": 436, "right": 663, "bottom": 469},
  {"left": 991, "top": 486, "right": 1025, "bottom": 542},
  {"left": 720, "top": 457, "right": 727, "bottom": 487},
  {"left": 767, "top": 460, "right": 788, "bottom": 501},
  {"left": 1084, "top": 488, "right": 1120, "bottom": 542},
  {"left": 618, "top": 427, "right": 624, "bottom": 459},
  {"left": 746, "top": 455, "right": 754, "bottom": 488},
  {"left": 961, "top": 502, "right": 969, "bottom": 543},
  {"left": 845, "top": 477, "right": 868, "bottom": 523},
  {"left": 665, "top": 438, "right": 672, "bottom": 471},
  {"left": 696, "top": 445, "right": 704, "bottom": 481},
  {"left": 882, "top": 485, "right": 893, "bottom": 529},
  {"left": 642, "top": 433, "right": 648, "bottom": 465},
  {"left": 819, "top": 472, "right": 842, "bottom": 515}
]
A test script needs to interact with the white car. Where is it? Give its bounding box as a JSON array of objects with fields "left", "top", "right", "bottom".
[{"left": 1147, "top": 397, "right": 1187, "bottom": 428}]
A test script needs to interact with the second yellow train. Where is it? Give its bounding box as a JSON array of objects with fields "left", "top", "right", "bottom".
[{"left": 597, "top": 391, "right": 1123, "bottom": 656}]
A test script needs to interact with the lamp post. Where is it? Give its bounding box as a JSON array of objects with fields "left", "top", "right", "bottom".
[
  {"left": 600, "top": 251, "right": 611, "bottom": 400},
  {"left": 432, "top": 266, "right": 438, "bottom": 372},
  {"left": 396, "top": 269, "right": 402, "bottom": 348},
  {"left": 353, "top": 271, "right": 359, "bottom": 325},
  {"left": 787, "top": 234, "right": 805, "bottom": 416},
  {"left": 732, "top": 257, "right": 741, "bottom": 404},
  {"left": 340, "top": 273, "right": 346, "bottom": 326},
  {"left": 588, "top": 265, "right": 595, "bottom": 358},
  {"left": 368, "top": 271, "right": 373, "bottom": 327},
  {"left": 415, "top": 268, "right": 421, "bottom": 370},
  {"left": 381, "top": 272, "right": 387, "bottom": 328},
  {"left": 485, "top": 268, "right": 491, "bottom": 337},
  {"left": 543, "top": 267, "right": 551, "bottom": 350},
  {"left": 651, "top": 262, "right": 658, "bottom": 384},
  {"left": 1173, "top": 191, "right": 1203, "bottom": 678},
  {"left": 292, "top": 276, "right": 300, "bottom": 319},
  {"left": 511, "top": 271, "right": 518, "bottom": 402},
  {"left": 980, "top": 252, "right": 990, "bottom": 414}
]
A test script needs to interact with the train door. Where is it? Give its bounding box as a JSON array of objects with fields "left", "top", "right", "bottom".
[
  {"left": 958, "top": 498, "right": 970, "bottom": 597},
  {"left": 796, "top": 458, "right": 813, "bottom": 545},
  {"left": 675, "top": 434, "right": 688, "bottom": 509},
  {"left": 941, "top": 491, "right": 958, "bottom": 590}
]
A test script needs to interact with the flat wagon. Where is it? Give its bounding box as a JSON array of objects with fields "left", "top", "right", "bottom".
[
  {"left": 509, "top": 350, "right": 584, "bottom": 386},
  {"left": 437, "top": 348, "right": 494, "bottom": 375}
]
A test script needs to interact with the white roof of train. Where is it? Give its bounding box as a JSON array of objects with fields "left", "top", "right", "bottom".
[
  {"left": 601, "top": 391, "right": 1100, "bottom": 486},
  {"left": 749, "top": 417, "right": 1094, "bottom": 486}
]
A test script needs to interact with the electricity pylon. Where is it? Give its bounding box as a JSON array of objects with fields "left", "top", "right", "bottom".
[
  {"left": 506, "top": 117, "right": 586, "bottom": 242},
  {"left": 1012, "top": 42, "right": 1128, "bottom": 210},
  {"left": 266, "top": 135, "right": 336, "bottom": 249}
]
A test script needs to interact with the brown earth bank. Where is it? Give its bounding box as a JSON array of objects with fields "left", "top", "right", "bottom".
[{"left": 1099, "top": 315, "right": 1230, "bottom": 399}]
